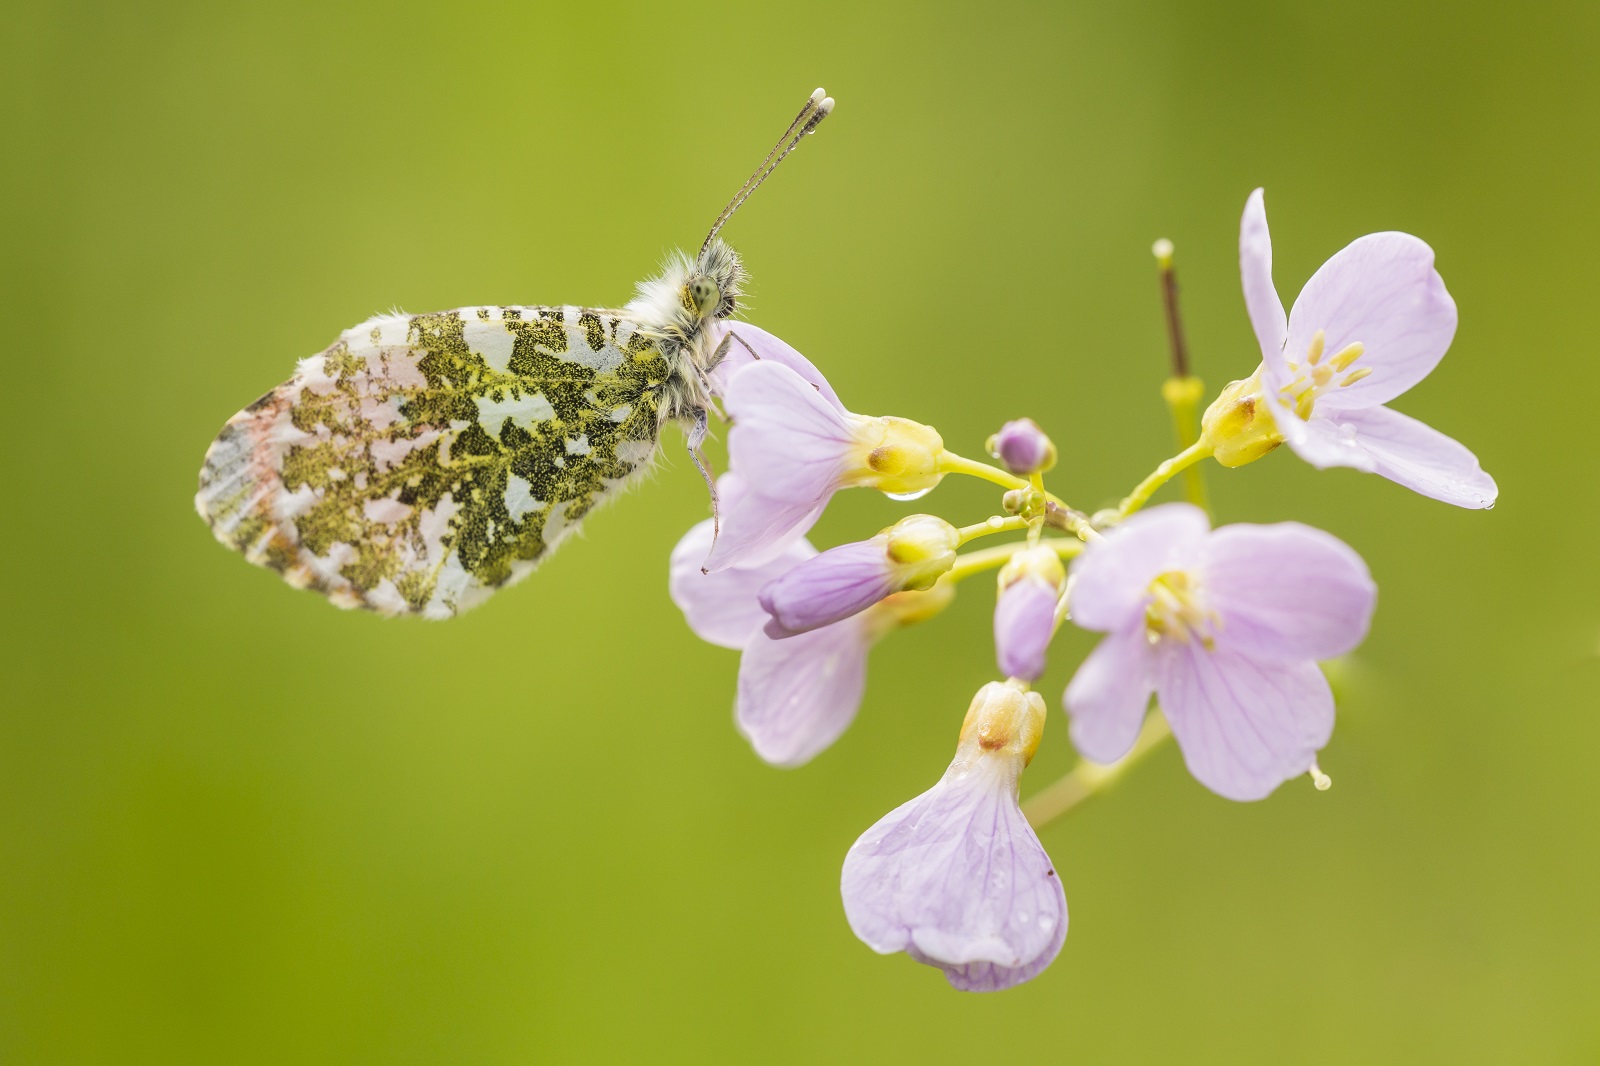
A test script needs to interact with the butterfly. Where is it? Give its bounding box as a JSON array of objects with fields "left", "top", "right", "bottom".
[{"left": 196, "top": 88, "right": 834, "bottom": 619}]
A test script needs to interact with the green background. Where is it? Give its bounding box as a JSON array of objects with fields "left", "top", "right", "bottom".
[{"left": 6, "top": 1, "right": 1597, "bottom": 1062}]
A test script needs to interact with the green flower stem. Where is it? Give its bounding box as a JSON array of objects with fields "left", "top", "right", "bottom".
[
  {"left": 955, "top": 514, "right": 1029, "bottom": 545},
  {"left": 1161, "top": 376, "right": 1210, "bottom": 509},
  {"left": 944, "top": 538, "right": 1083, "bottom": 584},
  {"left": 936, "top": 452, "right": 1098, "bottom": 541},
  {"left": 1023, "top": 710, "right": 1173, "bottom": 829},
  {"left": 1115, "top": 440, "right": 1212, "bottom": 519}
]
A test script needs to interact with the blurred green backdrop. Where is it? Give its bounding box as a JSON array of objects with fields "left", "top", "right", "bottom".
[{"left": 5, "top": 1, "right": 1598, "bottom": 1062}]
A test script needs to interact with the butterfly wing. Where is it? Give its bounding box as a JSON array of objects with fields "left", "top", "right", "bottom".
[{"left": 197, "top": 306, "right": 669, "bottom": 618}]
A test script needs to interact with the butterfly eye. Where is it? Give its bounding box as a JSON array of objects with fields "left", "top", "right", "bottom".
[{"left": 689, "top": 278, "right": 721, "bottom": 316}]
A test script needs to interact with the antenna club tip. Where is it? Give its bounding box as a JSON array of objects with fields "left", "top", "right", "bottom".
[
  {"left": 818, "top": 96, "right": 836, "bottom": 116},
  {"left": 1152, "top": 238, "right": 1175, "bottom": 267},
  {"left": 810, "top": 87, "right": 826, "bottom": 102}
]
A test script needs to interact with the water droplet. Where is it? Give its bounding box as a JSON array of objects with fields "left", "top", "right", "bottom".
[
  {"left": 885, "top": 487, "right": 933, "bottom": 502},
  {"left": 1338, "top": 423, "right": 1359, "bottom": 445}
]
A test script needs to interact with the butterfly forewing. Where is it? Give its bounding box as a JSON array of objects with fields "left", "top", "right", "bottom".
[{"left": 197, "top": 306, "right": 669, "bottom": 618}]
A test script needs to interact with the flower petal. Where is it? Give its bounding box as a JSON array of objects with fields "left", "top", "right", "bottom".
[
  {"left": 735, "top": 618, "right": 871, "bottom": 766},
  {"left": 1068, "top": 504, "right": 1211, "bottom": 632},
  {"left": 669, "top": 493, "right": 817, "bottom": 649},
  {"left": 908, "top": 913, "right": 1066, "bottom": 993},
  {"left": 993, "top": 578, "right": 1059, "bottom": 682},
  {"left": 841, "top": 761, "right": 1066, "bottom": 988},
  {"left": 1320, "top": 404, "right": 1497, "bottom": 509},
  {"left": 724, "top": 361, "right": 860, "bottom": 501},
  {"left": 1286, "top": 232, "right": 1457, "bottom": 411},
  {"left": 1155, "top": 645, "right": 1334, "bottom": 801},
  {"left": 1063, "top": 621, "right": 1155, "bottom": 764},
  {"left": 759, "top": 537, "right": 898, "bottom": 636},
  {"left": 1241, "top": 189, "right": 1290, "bottom": 382},
  {"left": 1201, "top": 522, "right": 1375, "bottom": 662},
  {"left": 701, "top": 490, "right": 827, "bottom": 574},
  {"left": 705, "top": 320, "right": 844, "bottom": 412}
]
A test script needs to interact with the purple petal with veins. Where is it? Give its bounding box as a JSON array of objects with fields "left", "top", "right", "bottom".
[
  {"left": 759, "top": 537, "right": 898, "bottom": 636},
  {"left": 993, "top": 578, "right": 1058, "bottom": 682},
  {"left": 736, "top": 616, "right": 873, "bottom": 767},
  {"left": 842, "top": 757, "right": 1066, "bottom": 992}
]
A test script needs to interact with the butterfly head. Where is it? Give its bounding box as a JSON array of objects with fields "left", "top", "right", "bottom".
[{"left": 684, "top": 238, "right": 747, "bottom": 321}]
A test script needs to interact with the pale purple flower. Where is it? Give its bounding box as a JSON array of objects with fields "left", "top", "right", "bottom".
[
  {"left": 992, "top": 545, "right": 1066, "bottom": 682},
  {"left": 1238, "top": 188, "right": 1497, "bottom": 508},
  {"left": 671, "top": 483, "right": 954, "bottom": 766},
  {"left": 706, "top": 361, "right": 946, "bottom": 573},
  {"left": 988, "top": 417, "right": 1056, "bottom": 476},
  {"left": 1064, "top": 504, "right": 1376, "bottom": 801},
  {"left": 842, "top": 681, "right": 1066, "bottom": 992},
  {"left": 759, "top": 515, "right": 959, "bottom": 637}
]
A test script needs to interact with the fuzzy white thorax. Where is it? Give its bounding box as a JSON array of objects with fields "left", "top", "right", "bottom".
[{"left": 624, "top": 237, "right": 747, "bottom": 424}]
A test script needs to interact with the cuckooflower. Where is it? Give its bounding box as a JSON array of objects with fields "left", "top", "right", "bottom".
[
  {"left": 1204, "top": 188, "right": 1497, "bottom": 508},
  {"left": 842, "top": 680, "right": 1066, "bottom": 991},
  {"left": 671, "top": 481, "right": 955, "bottom": 766},
  {"left": 706, "top": 361, "right": 946, "bottom": 573},
  {"left": 759, "top": 515, "right": 959, "bottom": 637},
  {"left": 992, "top": 545, "right": 1066, "bottom": 682},
  {"left": 1063, "top": 504, "right": 1375, "bottom": 801}
]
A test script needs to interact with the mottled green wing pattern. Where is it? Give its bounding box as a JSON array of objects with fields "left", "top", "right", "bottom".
[{"left": 196, "top": 306, "right": 670, "bottom": 618}]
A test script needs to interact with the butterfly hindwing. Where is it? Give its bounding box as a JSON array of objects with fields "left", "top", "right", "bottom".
[{"left": 197, "top": 306, "right": 670, "bottom": 618}]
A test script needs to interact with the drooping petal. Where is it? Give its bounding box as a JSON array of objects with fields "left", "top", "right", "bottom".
[
  {"left": 1320, "top": 404, "right": 1497, "bottom": 509},
  {"left": 841, "top": 759, "right": 1066, "bottom": 991},
  {"left": 702, "top": 489, "right": 826, "bottom": 574},
  {"left": 724, "top": 361, "right": 862, "bottom": 501},
  {"left": 993, "top": 578, "right": 1059, "bottom": 682},
  {"left": 735, "top": 617, "right": 872, "bottom": 767},
  {"left": 669, "top": 499, "right": 817, "bottom": 649},
  {"left": 908, "top": 919, "right": 1066, "bottom": 992},
  {"left": 1155, "top": 644, "right": 1334, "bottom": 801},
  {"left": 1286, "top": 232, "right": 1457, "bottom": 412},
  {"left": 759, "top": 537, "right": 899, "bottom": 636},
  {"left": 1068, "top": 504, "right": 1210, "bottom": 632},
  {"left": 1063, "top": 621, "right": 1155, "bottom": 764},
  {"left": 1201, "top": 522, "right": 1376, "bottom": 663},
  {"left": 1240, "top": 189, "right": 1290, "bottom": 385},
  {"left": 705, "top": 320, "right": 844, "bottom": 412}
]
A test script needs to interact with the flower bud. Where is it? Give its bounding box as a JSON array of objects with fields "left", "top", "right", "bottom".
[
  {"left": 1199, "top": 367, "right": 1284, "bottom": 468},
  {"left": 855, "top": 416, "right": 946, "bottom": 497},
  {"left": 759, "top": 516, "right": 959, "bottom": 636},
  {"left": 993, "top": 547, "right": 1066, "bottom": 682},
  {"left": 986, "top": 418, "right": 1057, "bottom": 476},
  {"left": 957, "top": 678, "right": 1048, "bottom": 767},
  {"left": 883, "top": 514, "right": 961, "bottom": 591}
]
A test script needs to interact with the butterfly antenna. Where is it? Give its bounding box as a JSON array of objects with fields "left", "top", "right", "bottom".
[{"left": 700, "top": 87, "right": 835, "bottom": 257}]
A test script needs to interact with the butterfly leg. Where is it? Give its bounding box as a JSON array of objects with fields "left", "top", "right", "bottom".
[{"left": 687, "top": 405, "right": 721, "bottom": 543}]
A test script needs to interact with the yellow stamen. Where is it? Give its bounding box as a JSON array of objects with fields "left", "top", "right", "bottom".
[
  {"left": 1329, "top": 341, "right": 1365, "bottom": 372},
  {"left": 1312, "top": 364, "right": 1334, "bottom": 388},
  {"left": 1305, "top": 329, "right": 1326, "bottom": 366},
  {"left": 1340, "top": 366, "right": 1373, "bottom": 387}
]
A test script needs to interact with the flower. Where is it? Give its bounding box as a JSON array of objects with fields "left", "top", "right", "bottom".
[
  {"left": 841, "top": 680, "right": 1066, "bottom": 992},
  {"left": 705, "top": 361, "right": 946, "bottom": 573},
  {"left": 1210, "top": 188, "right": 1497, "bottom": 508},
  {"left": 671, "top": 482, "right": 955, "bottom": 766},
  {"left": 758, "top": 515, "right": 959, "bottom": 636},
  {"left": 987, "top": 417, "right": 1057, "bottom": 476},
  {"left": 1063, "top": 504, "right": 1375, "bottom": 801},
  {"left": 993, "top": 545, "right": 1066, "bottom": 682}
]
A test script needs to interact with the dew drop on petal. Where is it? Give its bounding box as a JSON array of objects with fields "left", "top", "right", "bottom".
[{"left": 1338, "top": 423, "right": 1359, "bottom": 446}]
